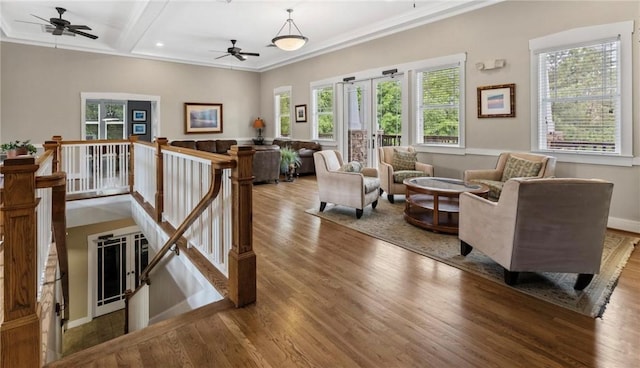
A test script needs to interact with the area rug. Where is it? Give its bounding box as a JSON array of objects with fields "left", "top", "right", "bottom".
[{"left": 305, "top": 200, "right": 638, "bottom": 318}]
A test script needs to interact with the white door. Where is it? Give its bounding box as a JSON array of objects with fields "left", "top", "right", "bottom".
[{"left": 89, "top": 227, "right": 149, "bottom": 317}]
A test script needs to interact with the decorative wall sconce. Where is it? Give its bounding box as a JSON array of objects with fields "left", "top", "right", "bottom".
[{"left": 476, "top": 59, "right": 506, "bottom": 71}]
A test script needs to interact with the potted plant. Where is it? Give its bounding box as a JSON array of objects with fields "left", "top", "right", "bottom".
[
  {"left": 280, "top": 147, "right": 301, "bottom": 182},
  {"left": 1, "top": 140, "right": 37, "bottom": 158}
]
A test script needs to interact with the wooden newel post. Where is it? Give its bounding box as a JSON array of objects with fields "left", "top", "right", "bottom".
[
  {"left": 154, "top": 138, "right": 168, "bottom": 223},
  {"left": 1, "top": 157, "right": 41, "bottom": 368},
  {"left": 228, "top": 145, "right": 256, "bottom": 307},
  {"left": 43, "top": 140, "right": 60, "bottom": 173}
]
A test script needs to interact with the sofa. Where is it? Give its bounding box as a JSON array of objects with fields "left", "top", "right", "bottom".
[
  {"left": 272, "top": 139, "right": 322, "bottom": 175},
  {"left": 169, "top": 139, "right": 280, "bottom": 183}
]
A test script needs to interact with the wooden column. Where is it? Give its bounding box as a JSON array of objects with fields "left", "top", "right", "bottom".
[
  {"left": 43, "top": 140, "right": 60, "bottom": 174},
  {"left": 128, "top": 135, "right": 139, "bottom": 194},
  {"left": 227, "top": 145, "right": 256, "bottom": 307},
  {"left": 154, "top": 138, "right": 168, "bottom": 223},
  {"left": 51, "top": 135, "right": 63, "bottom": 173},
  {"left": 1, "top": 157, "right": 41, "bottom": 368}
]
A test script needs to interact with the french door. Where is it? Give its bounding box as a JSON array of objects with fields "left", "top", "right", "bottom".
[
  {"left": 90, "top": 227, "right": 149, "bottom": 317},
  {"left": 343, "top": 75, "right": 404, "bottom": 166}
]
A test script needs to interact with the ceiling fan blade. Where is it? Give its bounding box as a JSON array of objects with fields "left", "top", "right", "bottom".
[
  {"left": 67, "top": 28, "right": 98, "bottom": 39},
  {"left": 31, "top": 14, "right": 52, "bottom": 24},
  {"left": 239, "top": 52, "right": 260, "bottom": 57},
  {"left": 68, "top": 24, "right": 91, "bottom": 30},
  {"left": 234, "top": 54, "right": 247, "bottom": 61},
  {"left": 52, "top": 27, "right": 64, "bottom": 36},
  {"left": 215, "top": 53, "right": 231, "bottom": 60},
  {"left": 16, "top": 20, "right": 46, "bottom": 25}
]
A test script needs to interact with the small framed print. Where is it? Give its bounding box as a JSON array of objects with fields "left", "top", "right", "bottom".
[
  {"left": 132, "top": 110, "right": 147, "bottom": 122},
  {"left": 477, "top": 84, "right": 515, "bottom": 118},
  {"left": 295, "top": 104, "right": 307, "bottom": 123},
  {"left": 132, "top": 123, "right": 146, "bottom": 135},
  {"left": 185, "top": 102, "right": 223, "bottom": 134}
]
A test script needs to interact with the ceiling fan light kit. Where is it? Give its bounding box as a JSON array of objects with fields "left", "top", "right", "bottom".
[{"left": 272, "top": 9, "right": 308, "bottom": 51}]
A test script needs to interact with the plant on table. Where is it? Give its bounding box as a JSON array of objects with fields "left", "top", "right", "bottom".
[{"left": 1, "top": 139, "right": 37, "bottom": 157}]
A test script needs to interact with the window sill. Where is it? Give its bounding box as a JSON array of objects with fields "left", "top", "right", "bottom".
[
  {"left": 412, "top": 144, "right": 466, "bottom": 156},
  {"left": 532, "top": 150, "right": 635, "bottom": 167}
]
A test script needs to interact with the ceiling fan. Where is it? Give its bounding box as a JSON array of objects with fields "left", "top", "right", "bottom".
[
  {"left": 29, "top": 7, "right": 98, "bottom": 39},
  {"left": 214, "top": 40, "right": 259, "bottom": 61}
]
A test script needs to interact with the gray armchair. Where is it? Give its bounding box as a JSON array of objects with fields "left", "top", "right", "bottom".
[
  {"left": 458, "top": 177, "right": 613, "bottom": 290},
  {"left": 378, "top": 146, "right": 434, "bottom": 203},
  {"left": 313, "top": 150, "right": 380, "bottom": 219}
]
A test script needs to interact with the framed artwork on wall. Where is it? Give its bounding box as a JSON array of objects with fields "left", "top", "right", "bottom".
[
  {"left": 184, "top": 102, "right": 223, "bottom": 134},
  {"left": 477, "top": 84, "right": 515, "bottom": 118},
  {"left": 132, "top": 123, "right": 146, "bottom": 135},
  {"left": 295, "top": 104, "right": 307, "bottom": 122},
  {"left": 132, "top": 110, "right": 147, "bottom": 122}
]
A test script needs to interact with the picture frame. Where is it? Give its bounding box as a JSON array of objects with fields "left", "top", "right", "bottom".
[
  {"left": 132, "top": 123, "right": 146, "bottom": 135},
  {"left": 477, "top": 83, "right": 515, "bottom": 118},
  {"left": 184, "top": 103, "right": 223, "bottom": 134},
  {"left": 295, "top": 104, "right": 307, "bottom": 123},
  {"left": 132, "top": 110, "right": 147, "bottom": 122}
]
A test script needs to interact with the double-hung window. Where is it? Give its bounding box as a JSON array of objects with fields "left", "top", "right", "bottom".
[
  {"left": 85, "top": 99, "right": 126, "bottom": 140},
  {"left": 530, "top": 21, "right": 632, "bottom": 160},
  {"left": 312, "top": 84, "right": 335, "bottom": 140},
  {"left": 415, "top": 54, "right": 465, "bottom": 147},
  {"left": 274, "top": 86, "right": 292, "bottom": 138}
]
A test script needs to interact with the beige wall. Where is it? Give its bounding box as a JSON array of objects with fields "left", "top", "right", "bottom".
[
  {"left": 259, "top": 1, "right": 640, "bottom": 228},
  {"left": 66, "top": 218, "right": 135, "bottom": 322},
  {"left": 0, "top": 42, "right": 261, "bottom": 143}
]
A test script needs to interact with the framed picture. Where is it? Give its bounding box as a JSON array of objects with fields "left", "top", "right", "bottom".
[
  {"left": 132, "top": 110, "right": 147, "bottom": 122},
  {"left": 184, "top": 103, "right": 223, "bottom": 134},
  {"left": 477, "top": 84, "right": 515, "bottom": 118},
  {"left": 295, "top": 104, "right": 307, "bottom": 123},
  {"left": 132, "top": 123, "right": 146, "bottom": 135}
]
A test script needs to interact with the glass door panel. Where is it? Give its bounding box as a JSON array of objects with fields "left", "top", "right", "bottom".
[
  {"left": 375, "top": 77, "right": 403, "bottom": 148},
  {"left": 345, "top": 81, "right": 371, "bottom": 165}
]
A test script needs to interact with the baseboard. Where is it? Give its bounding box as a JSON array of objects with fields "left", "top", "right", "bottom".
[
  {"left": 66, "top": 316, "right": 91, "bottom": 329},
  {"left": 608, "top": 216, "right": 640, "bottom": 234}
]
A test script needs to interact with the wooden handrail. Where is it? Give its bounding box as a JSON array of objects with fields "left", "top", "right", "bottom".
[{"left": 139, "top": 165, "right": 224, "bottom": 285}]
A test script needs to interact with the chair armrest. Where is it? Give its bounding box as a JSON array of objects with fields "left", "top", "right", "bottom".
[
  {"left": 415, "top": 162, "right": 434, "bottom": 176},
  {"left": 322, "top": 170, "right": 365, "bottom": 188},
  {"left": 464, "top": 169, "right": 502, "bottom": 182},
  {"left": 362, "top": 167, "right": 378, "bottom": 178}
]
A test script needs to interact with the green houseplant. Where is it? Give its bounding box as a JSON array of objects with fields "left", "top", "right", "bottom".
[
  {"left": 280, "top": 147, "right": 301, "bottom": 182},
  {"left": 1, "top": 140, "right": 37, "bottom": 158}
]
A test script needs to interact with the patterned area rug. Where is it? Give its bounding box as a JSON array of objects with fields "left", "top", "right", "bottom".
[{"left": 305, "top": 199, "right": 638, "bottom": 318}]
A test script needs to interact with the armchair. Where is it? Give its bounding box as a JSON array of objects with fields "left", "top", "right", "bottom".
[
  {"left": 458, "top": 178, "right": 613, "bottom": 290},
  {"left": 464, "top": 152, "right": 556, "bottom": 200},
  {"left": 378, "top": 146, "right": 434, "bottom": 203},
  {"left": 313, "top": 150, "right": 380, "bottom": 219}
]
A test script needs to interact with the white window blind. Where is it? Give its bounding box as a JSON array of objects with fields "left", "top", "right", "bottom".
[
  {"left": 536, "top": 38, "right": 620, "bottom": 153},
  {"left": 274, "top": 87, "right": 291, "bottom": 138},
  {"left": 417, "top": 64, "right": 461, "bottom": 146}
]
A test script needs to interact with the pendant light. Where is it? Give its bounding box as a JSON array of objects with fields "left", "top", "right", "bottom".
[{"left": 271, "top": 9, "right": 308, "bottom": 51}]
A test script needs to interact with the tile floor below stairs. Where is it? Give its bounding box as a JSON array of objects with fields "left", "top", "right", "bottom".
[{"left": 62, "top": 309, "right": 125, "bottom": 356}]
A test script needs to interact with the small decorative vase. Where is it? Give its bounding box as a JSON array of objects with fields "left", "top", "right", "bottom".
[
  {"left": 6, "top": 149, "right": 17, "bottom": 158},
  {"left": 286, "top": 165, "right": 296, "bottom": 182}
]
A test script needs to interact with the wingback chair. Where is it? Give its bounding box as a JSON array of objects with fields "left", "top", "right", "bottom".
[
  {"left": 458, "top": 177, "right": 613, "bottom": 290},
  {"left": 463, "top": 152, "right": 556, "bottom": 200},
  {"left": 313, "top": 150, "right": 380, "bottom": 219},
  {"left": 378, "top": 146, "right": 434, "bottom": 203}
]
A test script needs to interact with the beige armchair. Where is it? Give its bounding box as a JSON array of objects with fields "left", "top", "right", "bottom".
[
  {"left": 459, "top": 178, "right": 613, "bottom": 290},
  {"left": 378, "top": 146, "right": 434, "bottom": 203},
  {"left": 464, "top": 152, "right": 556, "bottom": 200},
  {"left": 313, "top": 150, "right": 380, "bottom": 219}
]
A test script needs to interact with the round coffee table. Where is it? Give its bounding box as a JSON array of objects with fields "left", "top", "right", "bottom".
[{"left": 403, "top": 177, "right": 489, "bottom": 234}]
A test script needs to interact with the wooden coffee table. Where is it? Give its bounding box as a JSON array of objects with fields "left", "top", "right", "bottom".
[{"left": 403, "top": 177, "right": 489, "bottom": 234}]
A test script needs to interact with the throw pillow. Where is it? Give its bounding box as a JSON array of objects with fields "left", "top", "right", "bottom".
[
  {"left": 339, "top": 161, "right": 363, "bottom": 173},
  {"left": 391, "top": 149, "right": 417, "bottom": 171},
  {"left": 501, "top": 156, "right": 543, "bottom": 182},
  {"left": 393, "top": 170, "right": 427, "bottom": 183}
]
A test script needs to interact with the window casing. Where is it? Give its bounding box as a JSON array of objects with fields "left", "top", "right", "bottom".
[
  {"left": 530, "top": 21, "right": 633, "bottom": 162},
  {"left": 85, "top": 100, "right": 126, "bottom": 140},
  {"left": 312, "top": 85, "right": 335, "bottom": 140},
  {"left": 274, "top": 87, "right": 291, "bottom": 138},
  {"left": 415, "top": 59, "right": 464, "bottom": 147}
]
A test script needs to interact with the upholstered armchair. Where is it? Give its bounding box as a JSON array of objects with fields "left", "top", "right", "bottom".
[
  {"left": 378, "top": 146, "right": 434, "bottom": 203},
  {"left": 313, "top": 150, "right": 380, "bottom": 219},
  {"left": 463, "top": 152, "right": 556, "bottom": 200},
  {"left": 458, "top": 177, "right": 613, "bottom": 290}
]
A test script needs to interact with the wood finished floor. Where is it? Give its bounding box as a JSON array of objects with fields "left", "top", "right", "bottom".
[{"left": 48, "top": 176, "right": 640, "bottom": 367}]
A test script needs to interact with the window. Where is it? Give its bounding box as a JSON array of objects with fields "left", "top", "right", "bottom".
[
  {"left": 530, "top": 21, "right": 632, "bottom": 160},
  {"left": 85, "top": 99, "right": 126, "bottom": 140},
  {"left": 312, "top": 85, "right": 334, "bottom": 140},
  {"left": 274, "top": 87, "right": 291, "bottom": 138},
  {"left": 416, "top": 58, "right": 464, "bottom": 147}
]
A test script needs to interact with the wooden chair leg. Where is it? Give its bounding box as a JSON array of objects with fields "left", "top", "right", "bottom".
[
  {"left": 372, "top": 200, "right": 378, "bottom": 209},
  {"left": 460, "top": 240, "right": 473, "bottom": 256},
  {"left": 379, "top": 188, "right": 384, "bottom": 195},
  {"left": 356, "top": 208, "right": 363, "bottom": 219},
  {"left": 319, "top": 202, "right": 327, "bottom": 212},
  {"left": 574, "top": 273, "right": 594, "bottom": 290},
  {"left": 387, "top": 194, "right": 394, "bottom": 203},
  {"left": 504, "top": 269, "right": 519, "bottom": 286}
]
